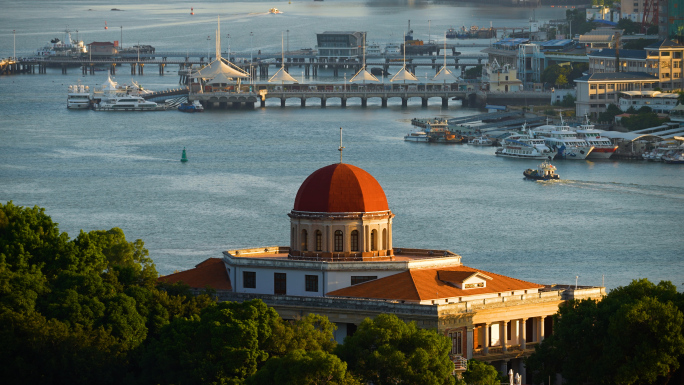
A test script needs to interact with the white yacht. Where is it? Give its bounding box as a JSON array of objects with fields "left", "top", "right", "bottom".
[
  {"left": 574, "top": 117, "right": 618, "bottom": 159},
  {"left": 468, "top": 136, "right": 493, "bottom": 146},
  {"left": 366, "top": 43, "right": 383, "bottom": 56},
  {"left": 495, "top": 126, "right": 557, "bottom": 160},
  {"left": 67, "top": 83, "right": 91, "bottom": 109},
  {"left": 384, "top": 43, "right": 400, "bottom": 55},
  {"left": 404, "top": 131, "right": 429, "bottom": 142},
  {"left": 531, "top": 121, "right": 594, "bottom": 160},
  {"left": 94, "top": 95, "right": 166, "bottom": 111}
]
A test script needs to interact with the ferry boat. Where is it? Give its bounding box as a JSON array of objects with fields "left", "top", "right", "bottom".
[
  {"left": 531, "top": 120, "right": 594, "bottom": 160},
  {"left": 495, "top": 126, "right": 557, "bottom": 160},
  {"left": 269, "top": 8, "right": 283, "bottom": 14},
  {"left": 574, "top": 117, "right": 618, "bottom": 159},
  {"left": 468, "top": 136, "right": 493, "bottom": 146},
  {"left": 662, "top": 149, "right": 684, "bottom": 164},
  {"left": 366, "top": 43, "right": 383, "bottom": 56},
  {"left": 36, "top": 29, "right": 87, "bottom": 58},
  {"left": 524, "top": 161, "right": 560, "bottom": 181},
  {"left": 94, "top": 95, "right": 166, "bottom": 111},
  {"left": 67, "top": 83, "right": 91, "bottom": 109},
  {"left": 384, "top": 43, "right": 401, "bottom": 55},
  {"left": 404, "top": 131, "right": 429, "bottom": 142}
]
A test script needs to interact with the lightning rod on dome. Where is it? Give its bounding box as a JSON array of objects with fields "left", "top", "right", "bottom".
[{"left": 338, "top": 127, "right": 345, "bottom": 164}]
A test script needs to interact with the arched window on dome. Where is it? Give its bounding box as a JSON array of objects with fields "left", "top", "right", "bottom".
[
  {"left": 301, "top": 229, "right": 308, "bottom": 251},
  {"left": 351, "top": 230, "right": 359, "bottom": 252},
  {"left": 370, "top": 230, "right": 377, "bottom": 251},
  {"left": 382, "top": 228, "right": 387, "bottom": 250},
  {"left": 334, "top": 230, "right": 343, "bottom": 252},
  {"left": 315, "top": 230, "right": 322, "bottom": 252}
]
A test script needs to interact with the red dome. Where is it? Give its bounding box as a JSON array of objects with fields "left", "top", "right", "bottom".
[{"left": 293, "top": 163, "right": 389, "bottom": 213}]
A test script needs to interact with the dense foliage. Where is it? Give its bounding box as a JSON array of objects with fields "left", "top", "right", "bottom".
[
  {"left": 0, "top": 202, "right": 455, "bottom": 385},
  {"left": 541, "top": 63, "right": 588, "bottom": 89},
  {"left": 459, "top": 360, "right": 504, "bottom": 385},
  {"left": 525, "top": 279, "right": 684, "bottom": 385},
  {"left": 336, "top": 313, "right": 455, "bottom": 385}
]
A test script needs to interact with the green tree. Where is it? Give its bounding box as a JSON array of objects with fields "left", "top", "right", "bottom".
[
  {"left": 597, "top": 103, "right": 623, "bottom": 123},
  {"left": 617, "top": 18, "right": 641, "bottom": 35},
  {"left": 525, "top": 279, "right": 684, "bottom": 385},
  {"left": 555, "top": 74, "right": 569, "bottom": 88},
  {"left": 249, "top": 349, "right": 361, "bottom": 385},
  {"left": 463, "top": 66, "right": 483, "bottom": 80},
  {"left": 461, "top": 359, "right": 503, "bottom": 385},
  {"left": 335, "top": 314, "right": 455, "bottom": 385}
]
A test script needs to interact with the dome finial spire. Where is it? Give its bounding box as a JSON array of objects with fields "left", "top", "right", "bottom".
[{"left": 338, "top": 127, "right": 345, "bottom": 164}]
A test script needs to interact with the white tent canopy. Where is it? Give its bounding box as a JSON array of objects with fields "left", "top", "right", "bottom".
[
  {"left": 349, "top": 68, "right": 379, "bottom": 83},
  {"left": 432, "top": 66, "right": 455, "bottom": 82},
  {"left": 268, "top": 66, "right": 298, "bottom": 83},
  {"left": 390, "top": 67, "right": 418, "bottom": 82},
  {"left": 196, "top": 58, "right": 250, "bottom": 79},
  {"left": 207, "top": 72, "right": 235, "bottom": 85}
]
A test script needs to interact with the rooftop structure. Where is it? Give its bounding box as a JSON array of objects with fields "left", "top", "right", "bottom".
[{"left": 316, "top": 31, "right": 365, "bottom": 60}]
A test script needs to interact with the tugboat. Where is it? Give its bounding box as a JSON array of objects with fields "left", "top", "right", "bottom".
[{"left": 523, "top": 161, "right": 560, "bottom": 181}]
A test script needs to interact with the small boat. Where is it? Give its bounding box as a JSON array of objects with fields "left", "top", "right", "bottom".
[
  {"left": 523, "top": 161, "right": 560, "bottom": 181},
  {"left": 662, "top": 150, "right": 684, "bottom": 164},
  {"left": 404, "top": 131, "right": 429, "bottom": 142},
  {"left": 446, "top": 28, "right": 457, "bottom": 39},
  {"left": 67, "top": 82, "right": 91, "bottom": 109},
  {"left": 94, "top": 95, "right": 166, "bottom": 111},
  {"left": 269, "top": 8, "right": 283, "bottom": 14},
  {"left": 178, "top": 100, "right": 204, "bottom": 113},
  {"left": 181, "top": 148, "right": 188, "bottom": 163},
  {"left": 468, "top": 136, "right": 493, "bottom": 146}
]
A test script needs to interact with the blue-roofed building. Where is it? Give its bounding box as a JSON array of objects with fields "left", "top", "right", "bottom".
[
  {"left": 539, "top": 39, "right": 575, "bottom": 52},
  {"left": 483, "top": 38, "right": 531, "bottom": 68},
  {"left": 574, "top": 72, "right": 660, "bottom": 117}
]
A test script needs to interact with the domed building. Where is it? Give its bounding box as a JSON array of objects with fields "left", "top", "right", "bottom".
[
  {"left": 161, "top": 160, "right": 605, "bottom": 381},
  {"left": 288, "top": 163, "right": 394, "bottom": 261}
]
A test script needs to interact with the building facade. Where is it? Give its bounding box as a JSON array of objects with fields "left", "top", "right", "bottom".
[
  {"left": 160, "top": 161, "right": 605, "bottom": 381},
  {"left": 316, "top": 31, "right": 365, "bottom": 61},
  {"left": 574, "top": 72, "right": 660, "bottom": 116}
]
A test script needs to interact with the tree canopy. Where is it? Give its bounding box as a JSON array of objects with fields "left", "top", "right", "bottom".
[
  {"left": 525, "top": 279, "right": 684, "bottom": 385},
  {"left": 335, "top": 313, "right": 455, "bottom": 385}
]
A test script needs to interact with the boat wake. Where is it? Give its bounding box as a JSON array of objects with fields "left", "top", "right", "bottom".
[{"left": 559, "top": 180, "right": 684, "bottom": 200}]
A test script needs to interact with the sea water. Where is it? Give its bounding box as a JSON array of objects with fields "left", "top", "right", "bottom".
[{"left": 1, "top": 0, "right": 683, "bottom": 290}]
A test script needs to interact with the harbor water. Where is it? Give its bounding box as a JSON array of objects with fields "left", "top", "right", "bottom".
[{"left": 1, "top": 1, "right": 683, "bottom": 291}]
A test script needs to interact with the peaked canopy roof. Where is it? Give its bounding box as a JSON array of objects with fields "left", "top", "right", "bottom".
[
  {"left": 268, "top": 66, "right": 298, "bottom": 83},
  {"left": 207, "top": 72, "right": 235, "bottom": 84},
  {"left": 195, "top": 58, "right": 250, "bottom": 79},
  {"left": 390, "top": 67, "right": 419, "bottom": 82},
  {"left": 349, "top": 67, "right": 379, "bottom": 83},
  {"left": 432, "top": 66, "right": 456, "bottom": 82}
]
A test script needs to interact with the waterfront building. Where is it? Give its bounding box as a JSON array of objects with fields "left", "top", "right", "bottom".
[
  {"left": 587, "top": 40, "right": 684, "bottom": 92},
  {"left": 483, "top": 60, "right": 523, "bottom": 93},
  {"left": 574, "top": 72, "right": 659, "bottom": 116},
  {"left": 578, "top": 28, "right": 624, "bottom": 51},
  {"left": 316, "top": 31, "right": 365, "bottom": 61},
  {"left": 618, "top": 90, "right": 679, "bottom": 112},
  {"left": 88, "top": 41, "right": 118, "bottom": 57},
  {"left": 160, "top": 159, "right": 605, "bottom": 381}
]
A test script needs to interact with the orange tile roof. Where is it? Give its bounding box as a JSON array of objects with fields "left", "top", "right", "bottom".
[
  {"left": 158, "top": 258, "right": 232, "bottom": 291},
  {"left": 328, "top": 265, "right": 543, "bottom": 301}
]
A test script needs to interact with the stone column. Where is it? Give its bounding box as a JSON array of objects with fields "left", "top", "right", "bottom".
[
  {"left": 540, "top": 316, "right": 546, "bottom": 341},
  {"left": 501, "top": 321, "right": 508, "bottom": 352},
  {"left": 466, "top": 326, "right": 474, "bottom": 360},
  {"left": 520, "top": 318, "right": 527, "bottom": 350},
  {"left": 483, "top": 323, "right": 490, "bottom": 355}
]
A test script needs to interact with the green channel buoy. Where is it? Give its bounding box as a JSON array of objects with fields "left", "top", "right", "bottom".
[{"left": 181, "top": 147, "right": 188, "bottom": 162}]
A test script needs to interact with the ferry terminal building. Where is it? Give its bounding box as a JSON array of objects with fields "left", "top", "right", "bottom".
[{"left": 161, "top": 160, "right": 605, "bottom": 381}]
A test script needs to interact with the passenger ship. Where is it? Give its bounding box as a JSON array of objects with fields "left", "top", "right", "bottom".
[
  {"left": 574, "top": 117, "right": 618, "bottom": 159},
  {"left": 495, "top": 126, "right": 557, "bottom": 160},
  {"left": 531, "top": 121, "right": 594, "bottom": 160},
  {"left": 67, "top": 83, "right": 91, "bottom": 109}
]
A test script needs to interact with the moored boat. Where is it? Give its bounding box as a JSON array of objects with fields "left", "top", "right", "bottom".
[
  {"left": 404, "top": 131, "right": 429, "bottom": 142},
  {"left": 269, "top": 8, "right": 283, "bottom": 14},
  {"left": 496, "top": 125, "right": 557, "bottom": 160},
  {"left": 94, "top": 95, "right": 167, "bottom": 111},
  {"left": 523, "top": 161, "right": 560, "bottom": 181},
  {"left": 531, "top": 121, "right": 594, "bottom": 160},
  {"left": 574, "top": 117, "right": 617, "bottom": 159},
  {"left": 468, "top": 136, "right": 493, "bottom": 146},
  {"left": 178, "top": 100, "right": 204, "bottom": 113},
  {"left": 67, "top": 83, "right": 91, "bottom": 109}
]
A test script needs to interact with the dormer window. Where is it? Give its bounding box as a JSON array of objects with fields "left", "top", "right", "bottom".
[{"left": 437, "top": 270, "right": 492, "bottom": 289}]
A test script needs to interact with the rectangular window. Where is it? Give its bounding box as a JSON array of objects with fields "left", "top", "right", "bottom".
[
  {"left": 590, "top": 84, "right": 597, "bottom": 90},
  {"left": 243, "top": 271, "right": 256, "bottom": 289},
  {"left": 305, "top": 275, "right": 318, "bottom": 292},
  {"left": 351, "top": 276, "right": 378, "bottom": 285},
  {"left": 274, "top": 273, "right": 287, "bottom": 295},
  {"left": 449, "top": 331, "right": 463, "bottom": 355}
]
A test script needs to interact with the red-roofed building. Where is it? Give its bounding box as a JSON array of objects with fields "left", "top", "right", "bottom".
[{"left": 159, "top": 160, "right": 605, "bottom": 381}]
